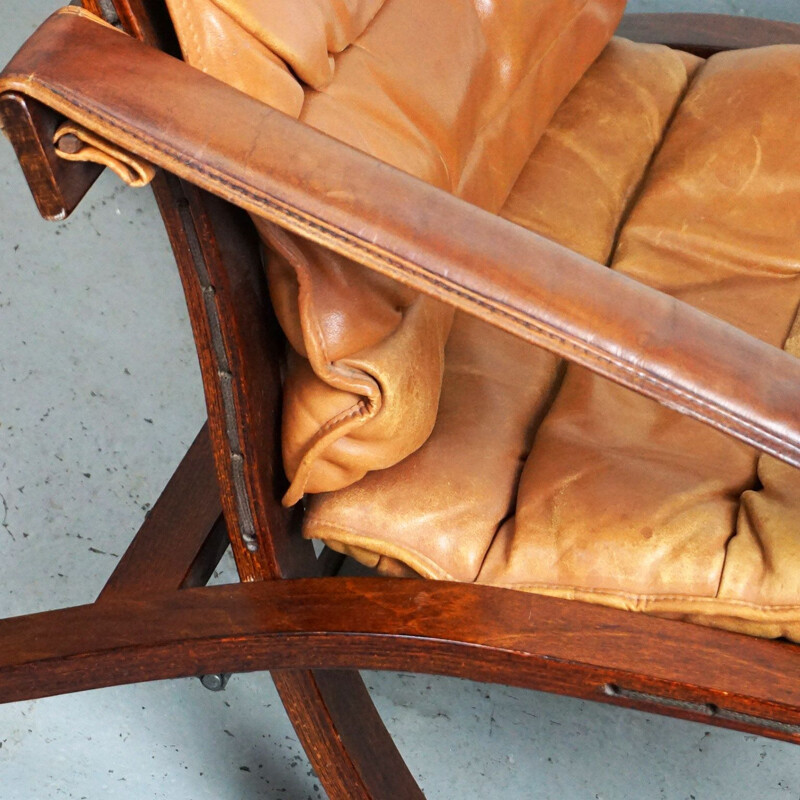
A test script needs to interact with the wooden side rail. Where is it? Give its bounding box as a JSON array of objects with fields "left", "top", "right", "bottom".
[
  {"left": 5, "top": 9, "right": 800, "bottom": 472},
  {"left": 3, "top": 576, "right": 800, "bottom": 744}
]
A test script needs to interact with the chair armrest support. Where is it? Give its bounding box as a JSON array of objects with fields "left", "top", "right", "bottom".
[{"left": 4, "top": 8, "right": 800, "bottom": 468}]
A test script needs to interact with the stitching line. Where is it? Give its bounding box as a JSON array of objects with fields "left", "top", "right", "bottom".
[{"left": 22, "top": 75, "right": 800, "bottom": 465}]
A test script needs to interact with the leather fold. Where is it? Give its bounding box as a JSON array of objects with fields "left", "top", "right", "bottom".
[
  {"left": 262, "top": 222, "right": 454, "bottom": 505},
  {"left": 208, "top": 0, "right": 386, "bottom": 89},
  {"left": 54, "top": 121, "right": 156, "bottom": 187},
  {"left": 165, "top": 0, "right": 626, "bottom": 502}
]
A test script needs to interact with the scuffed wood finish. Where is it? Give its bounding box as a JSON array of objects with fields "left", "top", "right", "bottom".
[
  {"left": 3, "top": 578, "right": 800, "bottom": 744},
  {"left": 273, "top": 671, "right": 425, "bottom": 800},
  {"left": 618, "top": 13, "right": 800, "bottom": 57},
  {"left": 152, "top": 173, "right": 312, "bottom": 579},
  {"left": 151, "top": 128, "right": 423, "bottom": 800}
]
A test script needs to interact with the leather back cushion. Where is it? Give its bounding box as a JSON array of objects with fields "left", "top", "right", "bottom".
[
  {"left": 166, "top": 0, "right": 626, "bottom": 502},
  {"left": 165, "top": 0, "right": 386, "bottom": 113}
]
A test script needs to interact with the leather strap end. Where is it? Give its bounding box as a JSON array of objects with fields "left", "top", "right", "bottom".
[{"left": 54, "top": 121, "right": 156, "bottom": 187}]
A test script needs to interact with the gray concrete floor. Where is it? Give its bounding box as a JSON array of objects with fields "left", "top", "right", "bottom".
[{"left": 2, "top": 1, "right": 800, "bottom": 798}]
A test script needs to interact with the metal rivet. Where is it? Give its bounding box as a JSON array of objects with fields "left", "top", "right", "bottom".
[{"left": 200, "top": 673, "right": 232, "bottom": 692}]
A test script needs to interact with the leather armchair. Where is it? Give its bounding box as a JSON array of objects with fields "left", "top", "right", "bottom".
[{"left": 3, "top": 2, "right": 800, "bottom": 797}]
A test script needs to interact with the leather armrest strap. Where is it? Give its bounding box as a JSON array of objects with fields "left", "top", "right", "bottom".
[
  {"left": 3, "top": 8, "right": 800, "bottom": 469},
  {"left": 54, "top": 120, "right": 156, "bottom": 187}
]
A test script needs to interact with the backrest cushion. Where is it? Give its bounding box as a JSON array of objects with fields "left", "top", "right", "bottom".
[{"left": 166, "top": 0, "right": 626, "bottom": 503}]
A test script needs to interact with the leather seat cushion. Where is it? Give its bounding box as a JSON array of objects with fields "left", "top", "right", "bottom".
[
  {"left": 307, "top": 41, "right": 800, "bottom": 641},
  {"left": 305, "top": 37, "right": 701, "bottom": 580},
  {"left": 481, "top": 44, "right": 800, "bottom": 640},
  {"left": 166, "top": 0, "right": 626, "bottom": 504}
]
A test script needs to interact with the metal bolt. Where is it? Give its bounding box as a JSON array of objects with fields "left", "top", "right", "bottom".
[
  {"left": 56, "top": 133, "right": 84, "bottom": 155},
  {"left": 200, "top": 673, "right": 232, "bottom": 692}
]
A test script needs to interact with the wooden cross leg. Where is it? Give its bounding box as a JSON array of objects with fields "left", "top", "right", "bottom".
[{"left": 0, "top": 425, "right": 423, "bottom": 798}]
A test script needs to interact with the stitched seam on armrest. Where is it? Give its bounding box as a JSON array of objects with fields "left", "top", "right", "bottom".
[{"left": 11, "top": 75, "right": 798, "bottom": 465}]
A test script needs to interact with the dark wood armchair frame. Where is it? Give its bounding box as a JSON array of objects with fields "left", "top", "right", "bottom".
[{"left": 3, "top": 4, "right": 800, "bottom": 797}]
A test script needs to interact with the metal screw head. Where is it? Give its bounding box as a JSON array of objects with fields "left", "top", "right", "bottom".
[{"left": 200, "top": 673, "right": 231, "bottom": 692}]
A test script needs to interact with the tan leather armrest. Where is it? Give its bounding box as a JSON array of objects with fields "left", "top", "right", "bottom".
[{"left": 3, "top": 8, "right": 800, "bottom": 469}]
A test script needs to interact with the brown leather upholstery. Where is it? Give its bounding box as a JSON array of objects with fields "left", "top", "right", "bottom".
[
  {"left": 167, "top": 0, "right": 626, "bottom": 504},
  {"left": 722, "top": 318, "right": 800, "bottom": 639},
  {"left": 306, "top": 38, "right": 702, "bottom": 580},
  {"left": 306, "top": 38, "right": 800, "bottom": 639},
  {"left": 480, "top": 46, "right": 800, "bottom": 639},
  {"left": 165, "top": 0, "right": 387, "bottom": 113},
  {"left": 159, "top": 2, "right": 800, "bottom": 639}
]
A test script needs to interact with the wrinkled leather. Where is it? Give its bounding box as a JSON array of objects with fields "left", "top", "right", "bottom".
[
  {"left": 715, "top": 313, "right": 800, "bottom": 640},
  {"left": 304, "top": 38, "right": 700, "bottom": 580},
  {"left": 164, "top": 0, "right": 306, "bottom": 115},
  {"left": 295, "top": 0, "right": 628, "bottom": 212},
  {"left": 501, "top": 38, "right": 701, "bottom": 265},
  {"left": 479, "top": 46, "right": 800, "bottom": 639},
  {"left": 167, "top": 0, "right": 626, "bottom": 503},
  {"left": 11, "top": 11, "right": 800, "bottom": 471},
  {"left": 714, "top": 144, "right": 800, "bottom": 640},
  {"left": 165, "top": 0, "right": 386, "bottom": 102},
  {"left": 11, "top": 8, "right": 800, "bottom": 639},
  {"left": 54, "top": 121, "right": 156, "bottom": 187},
  {"left": 209, "top": 0, "right": 386, "bottom": 88}
]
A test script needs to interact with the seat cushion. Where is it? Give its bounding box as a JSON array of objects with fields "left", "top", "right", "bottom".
[
  {"left": 307, "top": 41, "right": 800, "bottom": 642},
  {"left": 305, "top": 38, "right": 701, "bottom": 580},
  {"left": 166, "top": 0, "right": 626, "bottom": 503},
  {"left": 480, "top": 45, "right": 800, "bottom": 640}
]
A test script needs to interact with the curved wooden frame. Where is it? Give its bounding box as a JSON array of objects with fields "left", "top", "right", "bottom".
[
  {"left": 3, "top": 5, "right": 800, "bottom": 799},
  {"left": 6, "top": 573, "right": 800, "bottom": 739}
]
